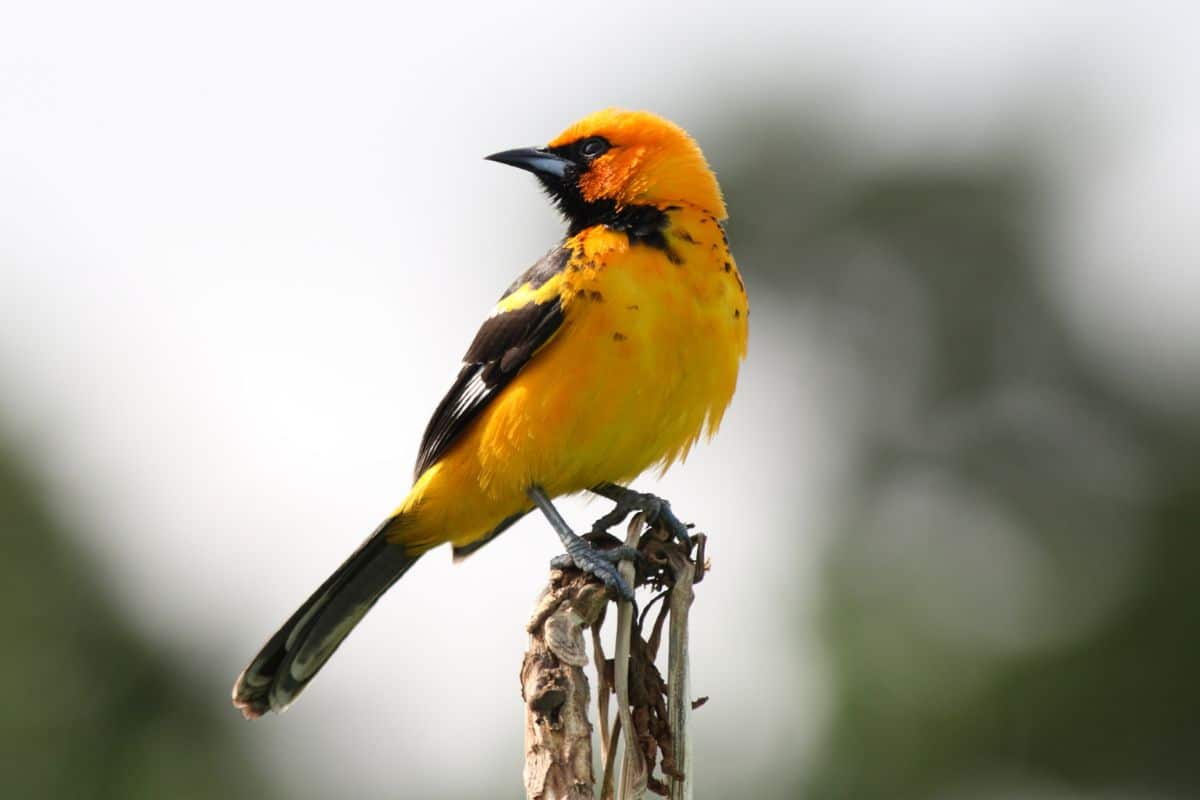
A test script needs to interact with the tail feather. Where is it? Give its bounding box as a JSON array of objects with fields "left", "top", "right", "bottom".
[{"left": 232, "top": 515, "right": 419, "bottom": 719}]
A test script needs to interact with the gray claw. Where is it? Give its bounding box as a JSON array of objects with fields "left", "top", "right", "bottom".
[
  {"left": 591, "top": 484, "right": 693, "bottom": 548},
  {"left": 655, "top": 503, "right": 693, "bottom": 548},
  {"left": 555, "top": 541, "right": 636, "bottom": 601},
  {"left": 584, "top": 557, "right": 635, "bottom": 601}
]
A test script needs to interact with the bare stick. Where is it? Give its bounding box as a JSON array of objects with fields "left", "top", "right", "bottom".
[
  {"left": 592, "top": 612, "right": 611, "bottom": 758},
  {"left": 600, "top": 715, "right": 621, "bottom": 800},
  {"left": 666, "top": 536, "right": 699, "bottom": 800},
  {"left": 614, "top": 514, "right": 648, "bottom": 800},
  {"left": 521, "top": 571, "right": 609, "bottom": 800},
  {"left": 523, "top": 503, "right": 708, "bottom": 798}
]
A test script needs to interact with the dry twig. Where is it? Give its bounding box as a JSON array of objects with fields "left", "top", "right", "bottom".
[
  {"left": 522, "top": 569, "right": 609, "bottom": 799},
  {"left": 614, "top": 516, "right": 649, "bottom": 799},
  {"left": 666, "top": 535, "right": 701, "bottom": 800},
  {"left": 522, "top": 506, "right": 707, "bottom": 799}
]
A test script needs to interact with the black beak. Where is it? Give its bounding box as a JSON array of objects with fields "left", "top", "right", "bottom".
[{"left": 485, "top": 147, "right": 573, "bottom": 180}]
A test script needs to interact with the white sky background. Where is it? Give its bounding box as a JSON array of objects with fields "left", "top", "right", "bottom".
[{"left": 2, "top": 1, "right": 1198, "bottom": 797}]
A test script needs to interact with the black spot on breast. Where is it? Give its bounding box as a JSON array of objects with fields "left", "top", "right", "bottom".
[
  {"left": 626, "top": 304, "right": 639, "bottom": 311},
  {"left": 676, "top": 230, "right": 697, "bottom": 245},
  {"left": 723, "top": 262, "right": 731, "bottom": 272},
  {"left": 733, "top": 309, "right": 740, "bottom": 318},
  {"left": 613, "top": 332, "right": 627, "bottom": 341},
  {"left": 588, "top": 290, "right": 604, "bottom": 302}
]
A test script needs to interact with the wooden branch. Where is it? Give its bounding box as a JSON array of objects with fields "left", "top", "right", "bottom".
[
  {"left": 522, "top": 570, "right": 609, "bottom": 799},
  {"left": 666, "top": 535, "right": 700, "bottom": 800},
  {"left": 614, "top": 516, "right": 649, "bottom": 800},
  {"left": 592, "top": 614, "right": 611, "bottom": 758},
  {"left": 522, "top": 509, "right": 709, "bottom": 800}
]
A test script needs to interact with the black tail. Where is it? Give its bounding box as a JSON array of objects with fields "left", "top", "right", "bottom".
[{"left": 232, "top": 515, "right": 420, "bottom": 719}]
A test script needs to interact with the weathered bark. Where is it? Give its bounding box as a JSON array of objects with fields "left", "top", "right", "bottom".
[
  {"left": 523, "top": 516, "right": 707, "bottom": 800},
  {"left": 522, "top": 572, "right": 609, "bottom": 800},
  {"left": 665, "top": 539, "right": 699, "bottom": 800},
  {"left": 613, "top": 517, "right": 649, "bottom": 800}
]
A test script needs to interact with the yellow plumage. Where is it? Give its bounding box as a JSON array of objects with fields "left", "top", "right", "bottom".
[
  {"left": 400, "top": 205, "right": 747, "bottom": 552},
  {"left": 233, "top": 108, "right": 747, "bottom": 718}
]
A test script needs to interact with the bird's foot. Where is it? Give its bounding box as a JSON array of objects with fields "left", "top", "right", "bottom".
[
  {"left": 527, "top": 485, "right": 638, "bottom": 601},
  {"left": 549, "top": 535, "right": 638, "bottom": 601},
  {"left": 591, "top": 483, "right": 694, "bottom": 548}
]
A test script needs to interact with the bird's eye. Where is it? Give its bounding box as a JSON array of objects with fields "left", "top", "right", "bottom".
[{"left": 577, "top": 137, "right": 610, "bottom": 160}]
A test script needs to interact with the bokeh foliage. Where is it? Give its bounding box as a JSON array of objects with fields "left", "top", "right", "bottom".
[
  {"left": 0, "top": 433, "right": 279, "bottom": 800},
  {"left": 720, "top": 112, "right": 1200, "bottom": 798}
]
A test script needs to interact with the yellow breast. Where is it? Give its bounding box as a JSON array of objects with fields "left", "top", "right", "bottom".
[
  {"left": 475, "top": 207, "right": 747, "bottom": 495},
  {"left": 398, "top": 207, "right": 747, "bottom": 550}
]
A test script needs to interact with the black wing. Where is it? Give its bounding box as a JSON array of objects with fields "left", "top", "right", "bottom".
[{"left": 413, "top": 247, "right": 570, "bottom": 479}]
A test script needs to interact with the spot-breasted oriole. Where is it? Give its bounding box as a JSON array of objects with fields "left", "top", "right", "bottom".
[{"left": 232, "top": 109, "right": 748, "bottom": 718}]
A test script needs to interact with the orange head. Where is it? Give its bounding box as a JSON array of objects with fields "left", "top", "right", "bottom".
[{"left": 486, "top": 109, "right": 726, "bottom": 232}]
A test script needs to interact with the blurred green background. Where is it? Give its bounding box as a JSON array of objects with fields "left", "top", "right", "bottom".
[{"left": 3, "top": 3, "right": 1198, "bottom": 798}]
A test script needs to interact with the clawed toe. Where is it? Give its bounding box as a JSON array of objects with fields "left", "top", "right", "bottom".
[
  {"left": 550, "top": 541, "right": 639, "bottom": 600},
  {"left": 591, "top": 483, "right": 694, "bottom": 548},
  {"left": 573, "top": 549, "right": 635, "bottom": 600},
  {"left": 652, "top": 502, "right": 693, "bottom": 547}
]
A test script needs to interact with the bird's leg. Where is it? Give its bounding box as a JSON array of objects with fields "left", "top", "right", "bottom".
[
  {"left": 590, "top": 482, "right": 693, "bottom": 547},
  {"left": 527, "top": 485, "right": 638, "bottom": 600}
]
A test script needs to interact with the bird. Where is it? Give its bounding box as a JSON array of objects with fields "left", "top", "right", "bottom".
[{"left": 232, "top": 108, "right": 748, "bottom": 719}]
